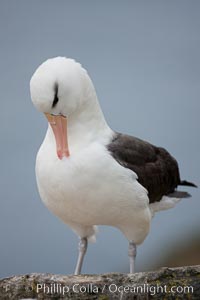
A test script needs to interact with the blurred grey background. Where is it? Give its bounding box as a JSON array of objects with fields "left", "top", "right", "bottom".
[{"left": 0, "top": 0, "right": 199, "bottom": 278}]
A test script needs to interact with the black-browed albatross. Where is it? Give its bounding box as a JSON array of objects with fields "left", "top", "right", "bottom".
[{"left": 30, "top": 57, "right": 196, "bottom": 274}]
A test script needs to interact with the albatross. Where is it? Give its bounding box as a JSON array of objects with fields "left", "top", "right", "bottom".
[{"left": 30, "top": 57, "right": 196, "bottom": 274}]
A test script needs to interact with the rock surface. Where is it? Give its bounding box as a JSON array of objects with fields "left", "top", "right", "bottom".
[{"left": 0, "top": 265, "right": 200, "bottom": 299}]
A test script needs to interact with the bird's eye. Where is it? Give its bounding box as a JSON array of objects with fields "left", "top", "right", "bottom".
[{"left": 52, "top": 83, "right": 59, "bottom": 108}]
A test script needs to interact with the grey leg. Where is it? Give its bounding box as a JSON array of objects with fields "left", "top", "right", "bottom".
[
  {"left": 74, "top": 237, "right": 88, "bottom": 275},
  {"left": 128, "top": 241, "right": 137, "bottom": 273}
]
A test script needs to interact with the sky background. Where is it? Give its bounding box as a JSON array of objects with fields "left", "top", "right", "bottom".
[{"left": 0, "top": 0, "right": 199, "bottom": 278}]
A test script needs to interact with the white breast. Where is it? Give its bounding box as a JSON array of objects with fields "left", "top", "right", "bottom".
[{"left": 36, "top": 134, "right": 152, "bottom": 244}]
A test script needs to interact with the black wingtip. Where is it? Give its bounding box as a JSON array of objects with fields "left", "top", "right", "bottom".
[{"left": 179, "top": 180, "right": 198, "bottom": 188}]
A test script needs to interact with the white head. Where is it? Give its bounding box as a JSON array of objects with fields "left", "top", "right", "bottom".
[
  {"left": 30, "top": 57, "right": 94, "bottom": 117},
  {"left": 30, "top": 57, "right": 97, "bottom": 159}
]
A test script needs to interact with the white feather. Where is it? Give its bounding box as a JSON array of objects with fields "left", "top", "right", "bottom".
[{"left": 150, "top": 196, "right": 181, "bottom": 217}]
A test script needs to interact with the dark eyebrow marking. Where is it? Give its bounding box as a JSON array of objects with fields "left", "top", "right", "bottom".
[{"left": 52, "top": 83, "right": 59, "bottom": 108}]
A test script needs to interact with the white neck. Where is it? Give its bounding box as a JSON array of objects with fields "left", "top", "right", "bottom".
[
  {"left": 68, "top": 92, "right": 113, "bottom": 152},
  {"left": 45, "top": 92, "right": 113, "bottom": 154}
]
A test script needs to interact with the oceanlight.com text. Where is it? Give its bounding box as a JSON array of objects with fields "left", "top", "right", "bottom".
[{"left": 35, "top": 282, "right": 194, "bottom": 296}]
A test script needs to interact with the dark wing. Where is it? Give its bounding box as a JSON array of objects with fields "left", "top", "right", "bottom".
[{"left": 107, "top": 132, "right": 181, "bottom": 203}]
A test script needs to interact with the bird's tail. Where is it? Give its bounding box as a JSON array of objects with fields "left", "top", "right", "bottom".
[
  {"left": 179, "top": 180, "right": 197, "bottom": 188},
  {"left": 150, "top": 180, "right": 197, "bottom": 216},
  {"left": 167, "top": 191, "right": 191, "bottom": 198}
]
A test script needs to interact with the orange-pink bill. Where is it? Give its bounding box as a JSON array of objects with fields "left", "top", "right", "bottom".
[{"left": 45, "top": 113, "right": 70, "bottom": 159}]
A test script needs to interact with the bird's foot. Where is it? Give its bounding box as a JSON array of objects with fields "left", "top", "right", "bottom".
[
  {"left": 128, "top": 241, "right": 137, "bottom": 273},
  {"left": 74, "top": 237, "right": 88, "bottom": 275}
]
